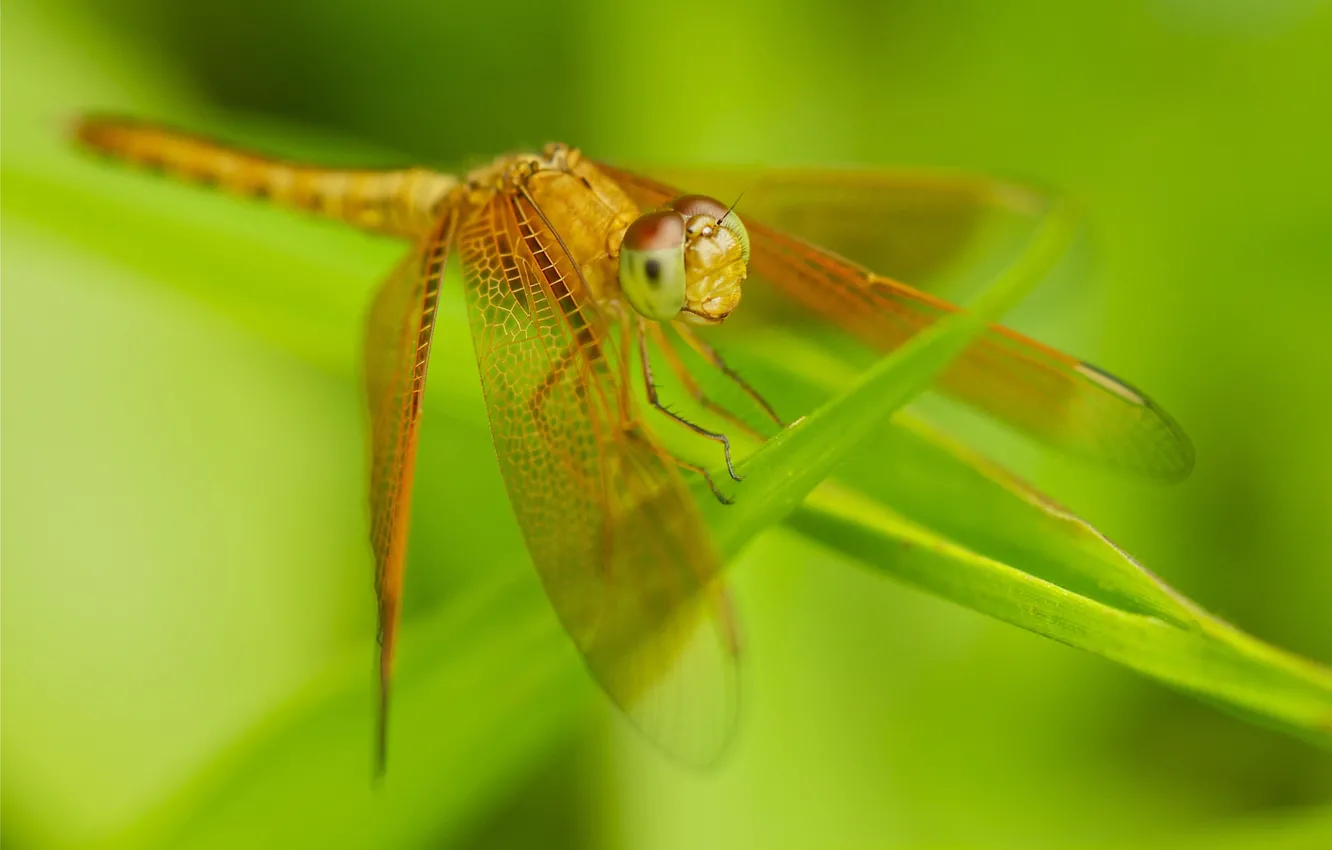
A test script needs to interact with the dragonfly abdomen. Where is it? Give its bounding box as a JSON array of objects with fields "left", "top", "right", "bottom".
[{"left": 74, "top": 115, "right": 456, "bottom": 238}]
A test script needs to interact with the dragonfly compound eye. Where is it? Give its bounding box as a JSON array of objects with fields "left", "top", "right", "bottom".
[
  {"left": 655, "top": 194, "right": 750, "bottom": 324},
  {"left": 620, "top": 209, "right": 688, "bottom": 321},
  {"left": 670, "top": 194, "right": 750, "bottom": 264}
]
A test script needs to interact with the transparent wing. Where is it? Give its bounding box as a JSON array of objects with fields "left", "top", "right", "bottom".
[
  {"left": 459, "top": 185, "right": 739, "bottom": 764},
  {"left": 598, "top": 163, "right": 1194, "bottom": 481},
  {"left": 363, "top": 211, "right": 455, "bottom": 772},
  {"left": 635, "top": 165, "right": 1049, "bottom": 288}
]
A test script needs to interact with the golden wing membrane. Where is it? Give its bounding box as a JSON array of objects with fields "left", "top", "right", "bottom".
[
  {"left": 639, "top": 166, "right": 1043, "bottom": 287},
  {"left": 598, "top": 163, "right": 1194, "bottom": 481},
  {"left": 363, "top": 211, "right": 456, "bottom": 772},
  {"left": 459, "top": 186, "right": 739, "bottom": 764}
]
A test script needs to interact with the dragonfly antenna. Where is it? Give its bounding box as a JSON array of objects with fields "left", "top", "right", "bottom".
[{"left": 720, "top": 190, "right": 746, "bottom": 224}]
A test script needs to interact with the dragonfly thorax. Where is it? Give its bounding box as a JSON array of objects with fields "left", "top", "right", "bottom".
[{"left": 456, "top": 145, "right": 750, "bottom": 326}]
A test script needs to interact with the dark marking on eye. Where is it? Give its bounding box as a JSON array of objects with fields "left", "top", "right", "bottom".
[
  {"left": 623, "top": 210, "right": 685, "bottom": 252},
  {"left": 670, "top": 194, "right": 729, "bottom": 219},
  {"left": 644, "top": 258, "right": 661, "bottom": 285}
]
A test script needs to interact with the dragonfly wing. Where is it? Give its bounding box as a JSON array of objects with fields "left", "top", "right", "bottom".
[
  {"left": 458, "top": 186, "right": 739, "bottom": 764},
  {"left": 598, "top": 163, "right": 1194, "bottom": 481},
  {"left": 363, "top": 211, "right": 456, "bottom": 771},
  {"left": 628, "top": 166, "right": 1049, "bottom": 288}
]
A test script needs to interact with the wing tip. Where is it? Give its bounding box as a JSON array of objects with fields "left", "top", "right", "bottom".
[
  {"left": 588, "top": 589, "right": 742, "bottom": 771},
  {"left": 1076, "top": 361, "right": 1196, "bottom": 483},
  {"left": 1143, "top": 394, "right": 1196, "bottom": 484},
  {"left": 373, "top": 641, "right": 391, "bottom": 781}
]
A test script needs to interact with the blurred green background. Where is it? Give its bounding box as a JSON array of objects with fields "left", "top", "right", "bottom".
[{"left": 4, "top": 0, "right": 1332, "bottom": 847}]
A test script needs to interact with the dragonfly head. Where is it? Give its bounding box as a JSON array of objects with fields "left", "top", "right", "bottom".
[{"left": 619, "top": 194, "right": 749, "bottom": 325}]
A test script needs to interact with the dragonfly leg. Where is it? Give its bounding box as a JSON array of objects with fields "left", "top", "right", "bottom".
[
  {"left": 624, "top": 428, "right": 733, "bottom": 505},
  {"left": 647, "top": 323, "right": 770, "bottom": 442},
  {"left": 639, "top": 321, "right": 742, "bottom": 482},
  {"left": 675, "top": 458, "right": 735, "bottom": 505},
  {"left": 616, "top": 312, "right": 636, "bottom": 424},
  {"left": 672, "top": 322, "right": 786, "bottom": 429}
]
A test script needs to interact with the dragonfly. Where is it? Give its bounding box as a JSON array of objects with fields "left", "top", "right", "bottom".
[{"left": 74, "top": 116, "right": 1193, "bottom": 769}]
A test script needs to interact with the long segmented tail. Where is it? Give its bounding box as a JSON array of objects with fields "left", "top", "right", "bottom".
[{"left": 73, "top": 114, "right": 457, "bottom": 238}]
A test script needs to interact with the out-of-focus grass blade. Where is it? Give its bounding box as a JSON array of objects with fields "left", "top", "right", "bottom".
[
  {"left": 115, "top": 572, "right": 590, "bottom": 850},
  {"left": 1155, "top": 808, "right": 1332, "bottom": 850}
]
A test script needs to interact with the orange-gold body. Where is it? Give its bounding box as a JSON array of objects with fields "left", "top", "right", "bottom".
[
  {"left": 73, "top": 115, "right": 1194, "bottom": 771},
  {"left": 74, "top": 117, "right": 749, "bottom": 767},
  {"left": 75, "top": 120, "right": 746, "bottom": 318}
]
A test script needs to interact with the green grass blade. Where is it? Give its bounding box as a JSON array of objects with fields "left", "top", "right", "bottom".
[
  {"left": 822, "top": 411, "right": 1204, "bottom": 627},
  {"left": 726, "top": 325, "right": 1206, "bottom": 628},
  {"left": 789, "top": 483, "right": 1332, "bottom": 746},
  {"left": 701, "top": 198, "right": 1079, "bottom": 559}
]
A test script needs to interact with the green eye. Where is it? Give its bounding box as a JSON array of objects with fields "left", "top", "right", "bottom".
[
  {"left": 619, "top": 210, "right": 687, "bottom": 321},
  {"left": 720, "top": 208, "right": 750, "bottom": 265}
]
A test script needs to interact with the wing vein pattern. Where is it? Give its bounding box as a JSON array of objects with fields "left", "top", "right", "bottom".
[
  {"left": 365, "top": 209, "right": 457, "bottom": 771},
  {"left": 458, "top": 184, "right": 739, "bottom": 765},
  {"left": 597, "top": 162, "right": 1193, "bottom": 480}
]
